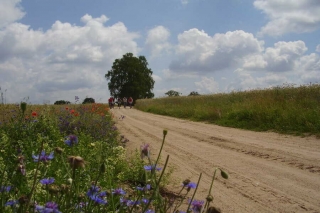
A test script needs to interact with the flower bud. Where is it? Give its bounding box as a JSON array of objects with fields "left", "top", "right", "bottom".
[
  {"left": 163, "top": 129, "right": 168, "bottom": 136},
  {"left": 54, "top": 147, "right": 63, "bottom": 154},
  {"left": 68, "top": 156, "right": 85, "bottom": 169},
  {"left": 207, "top": 206, "right": 221, "bottom": 213},
  {"left": 67, "top": 178, "right": 73, "bottom": 184},
  {"left": 206, "top": 194, "right": 213, "bottom": 202},
  {"left": 220, "top": 170, "right": 228, "bottom": 179},
  {"left": 182, "top": 179, "right": 191, "bottom": 186}
]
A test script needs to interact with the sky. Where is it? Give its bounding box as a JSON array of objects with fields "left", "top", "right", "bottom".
[{"left": 0, "top": 0, "right": 319, "bottom": 104}]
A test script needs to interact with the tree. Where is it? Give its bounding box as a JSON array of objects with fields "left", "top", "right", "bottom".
[
  {"left": 82, "top": 97, "right": 95, "bottom": 104},
  {"left": 165, "top": 90, "right": 181, "bottom": 97},
  {"left": 54, "top": 100, "right": 71, "bottom": 105},
  {"left": 188, "top": 91, "right": 200, "bottom": 96},
  {"left": 105, "top": 53, "right": 155, "bottom": 103}
]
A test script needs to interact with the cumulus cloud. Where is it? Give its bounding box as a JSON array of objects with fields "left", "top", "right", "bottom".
[
  {"left": 145, "top": 26, "right": 171, "bottom": 57},
  {"left": 243, "top": 40, "right": 308, "bottom": 72},
  {"left": 316, "top": 44, "right": 320, "bottom": 52},
  {"left": 254, "top": 0, "right": 320, "bottom": 36},
  {"left": 195, "top": 77, "right": 219, "bottom": 93},
  {"left": 0, "top": 14, "right": 140, "bottom": 103},
  {"left": 0, "top": 0, "right": 25, "bottom": 28},
  {"left": 169, "top": 29, "right": 263, "bottom": 73}
]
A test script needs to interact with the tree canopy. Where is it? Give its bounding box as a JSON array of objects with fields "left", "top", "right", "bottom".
[
  {"left": 82, "top": 97, "right": 95, "bottom": 104},
  {"left": 165, "top": 90, "right": 181, "bottom": 97},
  {"left": 188, "top": 91, "right": 200, "bottom": 96},
  {"left": 105, "top": 53, "right": 154, "bottom": 103},
  {"left": 54, "top": 100, "right": 70, "bottom": 105}
]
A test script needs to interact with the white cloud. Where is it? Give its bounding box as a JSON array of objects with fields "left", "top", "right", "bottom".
[
  {"left": 162, "top": 68, "right": 197, "bottom": 79},
  {"left": 243, "top": 40, "right": 308, "bottom": 72},
  {"left": 254, "top": 0, "right": 320, "bottom": 36},
  {"left": 145, "top": 26, "right": 171, "bottom": 57},
  {"left": 0, "top": 14, "right": 140, "bottom": 103},
  {"left": 0, "top": 0, "right": 25, "bottom": 28},
  {"left": 152, "top": 74, "right": 162, "bottom": 82},
  {"left": 195, "top": 77, "right": 219, "bottom": 93},
  {"left": 169, "top": 29, "right": 263, "bottom": 73},
  {"left": 181, "top": 0, "right": 189, "bottom": 5},
  {"left": 316, "top": 44, "right": 320, "bottom": 52}
]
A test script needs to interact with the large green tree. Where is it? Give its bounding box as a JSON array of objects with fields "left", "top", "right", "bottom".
[{"left": 105, "top": 53, "right": 155, "bottom": 102}]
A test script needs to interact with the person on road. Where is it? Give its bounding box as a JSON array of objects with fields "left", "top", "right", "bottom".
[
  {"left": 108, "top": 97, "right": 114, "bottom": 109},
  {"left": 117, "top": 97, "right": 122, "bottom": 109},
  {"left": 128, "top": 97, "right": 133, "bottom": 109},
  {"left": 123, "top": 97, "right": 127, "bottom": 108}
]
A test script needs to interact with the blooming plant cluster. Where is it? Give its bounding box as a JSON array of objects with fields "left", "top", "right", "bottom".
[{"left": 0, "top": 102, "right": 228, "bottom": 213}]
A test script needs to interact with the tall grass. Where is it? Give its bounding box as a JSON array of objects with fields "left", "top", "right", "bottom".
[{"left": 135, "top": 84, "right": 320, "bottom": 136}]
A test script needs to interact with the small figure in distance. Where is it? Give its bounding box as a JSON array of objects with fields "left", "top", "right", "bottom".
[
  {"left": 123, "top": 97, "right": 127, "bottom": 108},
  {"left": 108, "top": 97, "right": 114, "bottom": 109},
  {"left": 128, "top": 97, "right": 133, "bottom": 109},
  {"left": 117, "top": 97, "right": 122, "bottom": 109}
]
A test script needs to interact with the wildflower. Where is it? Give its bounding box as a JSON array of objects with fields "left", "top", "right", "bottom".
[
  {"left": 144, "top": 165, "right": 162, "bottom": 171},
  {"left": 40, "top": 177, "right": 55, "bottom": 185},
  {"left": 36, "top": 201, "right": 61, "bottom": 213},
  {"left": 5, "top": 200, "right": 17, "bottom": 207},
  {"left": 112, "top": 188, "right": 126, "bottom": 196},
  {"left": 32, "top": 150, "right": 54, "bottom": 162},
  {"left": 144, "top": 209, "right": 154, "bottom": 213},
  {"left": 186, "top": 182, "right": 197, "bottom": 191},
  {"left": 126, "top": 200, "right": 140, "bottom": 207},
  {"left": 141, "top": 198, "right": 149, "bottom": 204},
  {"left": 32, "top": 111, "right": 37, "bottom": 117},
  {"left": 0, "top": 186, "right": 11, "bottom": 192},
  {"left": 68, "top": 156, "right": 85, "bottom": 169},
  {"left": 64, "top": 135, "right": 79, "bottom": 146},
  {"left": 86, "top": 185, "right": 100, "bottom": 196},
  {"left": 89, "top": 195, "right": 107, "bottom": 205},
  {"left": 190, "top": 199, "right": 204, "bottom": 213},
  {"left": 140, "top": 143, "right": 150, "bottom": 159}
]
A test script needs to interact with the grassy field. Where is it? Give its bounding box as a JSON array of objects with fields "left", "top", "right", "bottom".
[
  {"left": 0, "top": 103, "right": 225, "bottom": 212},
  {"left": 135, "top": 84, "right": 320, "bottom": 136}
]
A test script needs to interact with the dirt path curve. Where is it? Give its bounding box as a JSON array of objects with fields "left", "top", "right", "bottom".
[{"left": 111, "top": 108, "right": 320, "bottom": 213}]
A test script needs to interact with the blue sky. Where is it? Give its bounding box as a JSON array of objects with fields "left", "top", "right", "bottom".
[{"left": 0, "top": 0, "right": 319, "bottom": 104}]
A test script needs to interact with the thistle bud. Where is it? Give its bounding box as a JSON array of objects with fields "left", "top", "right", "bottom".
[
  {"left": 206, "top": 194, "right": 214, "bottom": 202},
  {"left": 182, "top": 179, "right": 191, "bottom": 186},
  {"left": 48, "top": 185, "right": 60, "bottom": 195},
  {"left": 207, "top": 206, "right": 221, "bottom": 213},
  {"left": 54, "top": 147, "right": 63, "bottom": 154},
  {"left": 68, "top": 156, "right": 85, "bottom": 169},
  {"left": 163, "top": 129, "right": 168, "bottom": 136},
  {"left": 20, "top": 102, "right": 27, "bottom": 114}
]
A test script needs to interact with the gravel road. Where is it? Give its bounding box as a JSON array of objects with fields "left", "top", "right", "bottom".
[{"left": 111, "top": 108, "right": 320, "bottom": 213}]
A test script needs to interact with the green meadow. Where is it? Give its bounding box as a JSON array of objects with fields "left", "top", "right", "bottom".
[{"left": 135, "top": 84, "right": 320, "bottom": 137}]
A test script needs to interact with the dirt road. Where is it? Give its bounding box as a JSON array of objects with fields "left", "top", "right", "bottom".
[{"left": 111, "top": 108, "right": 320, "bottom": 213}]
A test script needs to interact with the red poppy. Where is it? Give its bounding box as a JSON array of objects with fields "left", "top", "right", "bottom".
[
  {"left": 70, "top": 109, "right": 75, "bottom": 114},
  {"left": 31, "top": 112, "right": 37, "bottom": 117},
  {"left": 66, "top": 107, "right": 69, "bottom": 110}
]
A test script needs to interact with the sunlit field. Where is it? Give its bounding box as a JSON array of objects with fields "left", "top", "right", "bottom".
[
  {"left": 135, "top": 84, "right": 320, "bottom": 136},
  {"left": 0, "top": 103, "right": 226, "bottom": 213}
]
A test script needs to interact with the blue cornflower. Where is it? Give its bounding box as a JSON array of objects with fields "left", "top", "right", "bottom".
[
  {"left": 86, "top": 185, "right": 100, "bottom": 196},
  {"left": 36, "top": 201, "right": 61, "bottom": 213},
  {"left": 126, "top": 200, "right": 140, "bottom": 207},
  {"left": 32, "top": 150, "right": 54, "bottom": 162},
  {"left": 5, "top": 200, "right": 17, "bottom": 207},
  {"left": 186, "top": 182, "right": 197, "bottom": 191},
  {"left": 144, "top": 165, "right": 162, "bottom": 171},
  {"left": 112, "top": 188, "right": 126, "bottom": 196},
  {"left": 120, "top": 197, "right": 129, "bottom": 206},
  {"left": 64, "top": 135, "right": 78, "bottom": 146},
  {"left": 89, "top": 195, "right": 107, "bottom": 205},
  {"left": 189, "top": 199, "right": 204, "bottom": 213},
  {"left": 0, "top": 186, "right": 12, "bottom": 192},
  {"left": 40, "top": 177, "right": 55, "bottom": 185},
  {"left": 141, "top": 198, "right": 149, "bottom": 204},
  {"left": 99, "top": 191, "right": 108, "bottom": 197},
  {"left": 144, "top": 209, "right": 155, "bottom": 213}
]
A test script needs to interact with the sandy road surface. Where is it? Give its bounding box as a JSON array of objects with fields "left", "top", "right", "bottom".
[{"left": 111, "top": 108, "right": 320, "bottom": 213}]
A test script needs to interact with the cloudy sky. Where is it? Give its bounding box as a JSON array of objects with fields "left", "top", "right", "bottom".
[{"left": 0, "top": 0, "right": 319, "bottom": 104}]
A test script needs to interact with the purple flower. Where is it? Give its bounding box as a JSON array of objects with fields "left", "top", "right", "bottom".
[
  {"left": 140, "top": 143, "right": 150, "bottom": 159},
  {"left": 64, "top": 135, "right": 79, "bottom": 146},
  {"left": 40, "top": 178, "right": 55, "bottom": 185},
  {"left": 0, "top": 186, "right": 12, "bottom": 192},
  {"left": 112, "top": 188, "right": 126, "bottom": 196},
  {"left": 144, "top": 210, "right": 155, "bottom": 213},
  {"left": 190, "top": 199, "right": 204, "bottom": 213},
  {"left": 36, "top": 201, "right": 61, "bottom": 213},
  {"left": 144, "top": 165, "right": 162, "bottom": 171},
  {"left": 126, "top": 200, "right": 140, "bottom": 207},
  {"left": 32, "top": 150, "right": 54, "bottom": 162},
  {"left": 5, "top": 200, "right": 17, "bottom": 207},
  {"left": 86, "top": 185, "right": 100, "bottom": 196},
  {"left": 89, "top": 195, "right": 107, "bottom": 205}
]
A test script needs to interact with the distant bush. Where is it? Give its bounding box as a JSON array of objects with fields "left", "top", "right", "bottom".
[
  {"left": 54, "top": 100, "right": 70, "bottom": 105},
  {"left": 82, "top": 97, "right": 95, "bottom": 104},
  {"left": 188, "top": 91, "right": 200, "bottom": 96}
]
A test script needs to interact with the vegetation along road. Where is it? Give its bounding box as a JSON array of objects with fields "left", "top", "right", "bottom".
[{"left": 111, "top": 108, "right": 320, "bottom": 213}]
